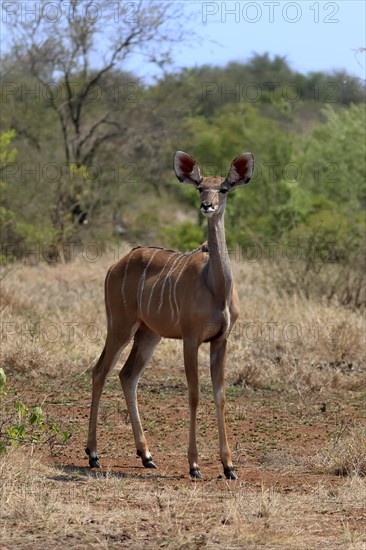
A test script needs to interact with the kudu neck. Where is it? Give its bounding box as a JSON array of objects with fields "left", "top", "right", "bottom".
[{"left": 206, "top": 211, "right": 233, "bottom": 304}]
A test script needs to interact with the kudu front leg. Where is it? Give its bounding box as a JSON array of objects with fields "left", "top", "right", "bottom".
[
  {"left": 183, "top": 340, "right": 201, "bottom": 479},
  {"left": 210, "top": 339, "right": 237, "bottom": 480}
]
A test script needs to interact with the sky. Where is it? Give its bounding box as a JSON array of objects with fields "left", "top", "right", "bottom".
[
  {"left": 1, "top": 0, "right": 365, "bottom": 81},
  {"left": 123, "top": 0, "right": 366, "bottom": 81}
]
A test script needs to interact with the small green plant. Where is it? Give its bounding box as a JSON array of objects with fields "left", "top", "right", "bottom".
[{"left": 0, "top": 368, "right": 71, "bottom": 454}]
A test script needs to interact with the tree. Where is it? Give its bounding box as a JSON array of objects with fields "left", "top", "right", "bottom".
[
  {"left": 301, "top": 104, "right": 366, "bottom": 209},
  {"left": 3, "top": 0, "right": 193, "bottom": 251},
  {"left": 6, "top": 0, "right": 189, "bottom": 168}
]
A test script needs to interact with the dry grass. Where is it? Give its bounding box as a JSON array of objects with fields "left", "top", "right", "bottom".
[
  {"left": 314, "top": 426, "right": 366, "bottom": 477},
  {"left": 0, "top": 255, "right": 109, "bottom": 377},
  {"left": 228, "top": 260, "right": 365, "bottom": 393},
  {"left": 0, "top": 248, "right": 365, "bottom": 548},
  {"left": 1, "top": 448, "right": 365, "bottom": 549},
  {"left": 1, "top": 250, "right": 364, "bottom": 386}
]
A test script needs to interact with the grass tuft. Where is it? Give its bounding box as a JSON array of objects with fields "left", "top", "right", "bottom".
[{"left": 315, "top": 426, "right": 366, "bottom": 477}]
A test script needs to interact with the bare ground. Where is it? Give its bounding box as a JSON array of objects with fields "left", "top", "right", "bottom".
[{"left": 1, "top": 254, "right": 365, "bottom": 549}]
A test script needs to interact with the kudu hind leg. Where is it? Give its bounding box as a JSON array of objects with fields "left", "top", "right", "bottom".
[
  {"left": 86, "top": 322, "right": 138, "bottom": 468},
  {"left": 119, "top": 326, "right": 161, "bottom": 469}
]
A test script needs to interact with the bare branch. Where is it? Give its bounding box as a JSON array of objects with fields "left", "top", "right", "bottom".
[
  {"left": 6, "top": 0, "right": 196, "bottom": 170},
  {"left": 82, "top": 129, "right": 124, "bottom": 166}
]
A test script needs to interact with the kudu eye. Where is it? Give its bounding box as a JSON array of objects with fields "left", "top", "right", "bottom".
[{"left": 220, "top": 188, "right": 228, "bottom": 194}]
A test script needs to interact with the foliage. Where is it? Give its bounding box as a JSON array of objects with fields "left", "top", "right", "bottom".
[
  {"left": 300, "top": 104, "right": 366, "bottom": 208},
  {"left": 278, "top": 105, "right": 366, "bottom": 307},
  {"left": 0, "top": 369, "right": 70, "bottom": 454},
  {"left": 0, "top": 46, "right": 365, "bottom": 305},
  {"left": 161, "top": 221, "right": 205, "bottom": 251},
  {"left": 0, "top": 129, "right": 17, "bottom": 163},
  {"left": 0, "top": 130, "right": 19, "bottom": 261}
]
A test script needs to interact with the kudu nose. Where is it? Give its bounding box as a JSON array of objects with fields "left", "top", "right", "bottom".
[{"left": 201, "top": 202, "right": 212, "bottom": 211}]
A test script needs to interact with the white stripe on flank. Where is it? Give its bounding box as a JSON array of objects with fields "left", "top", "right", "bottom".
[
  {"left": 171, "top": 249, "right": 197, "bottom": 323},
  {"left": 146, "top": 251, "right": 177, "bottom": 316},
  {"left": 157, "top": 253, "right": 181, "bottom": 314},
  {"left": 121, "top": 248, "right": 139, "bottom": 308},
  {"left": 137, "top": 248, "right": 161, "bottom": 317},
  {"left": 163, "top": 254, "right": 186, "bottom": 319}
]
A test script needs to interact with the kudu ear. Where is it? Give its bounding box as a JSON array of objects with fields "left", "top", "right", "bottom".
[
  {"left": 223, "top": 152, "right": 254, "bottom": 190},
  {"left": 173, "top": 151, "right": 203, "bottom": 186}
]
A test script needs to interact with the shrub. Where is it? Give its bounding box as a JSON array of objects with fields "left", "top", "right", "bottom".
[
  {"left": 0, "top": 368, "right": 70, "bottom": 454},
  {"left": 160, "top": 221, "right": 205, "bottom": 251}
]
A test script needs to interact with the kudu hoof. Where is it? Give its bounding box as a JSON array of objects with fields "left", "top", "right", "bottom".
[
  {"left": 143, "top": 459, "right": 157, "bottom": 469},
  {"left": 224, "top": 467, "right": 238, "bottom": 480},
  {"left": 137, "top": 450, "right": 157, "bottom": 469},
  {"left": 190, "top": 468, "right": 203, "bottom": 479},
  {"left": 85, "top": 447, "right": 101, "bottom": 468}
]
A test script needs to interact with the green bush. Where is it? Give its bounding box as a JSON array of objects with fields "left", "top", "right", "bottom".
[
  {"left": 160, "top": 221, "right": 205, "bottom": 251},
  {"left": 0, "top": 368, "right": 70, "bottom": 454}
]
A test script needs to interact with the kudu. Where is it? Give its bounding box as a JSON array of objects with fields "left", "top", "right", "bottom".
[{"left": 86, "top": 150, "right": 254, "bottom": 479}]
